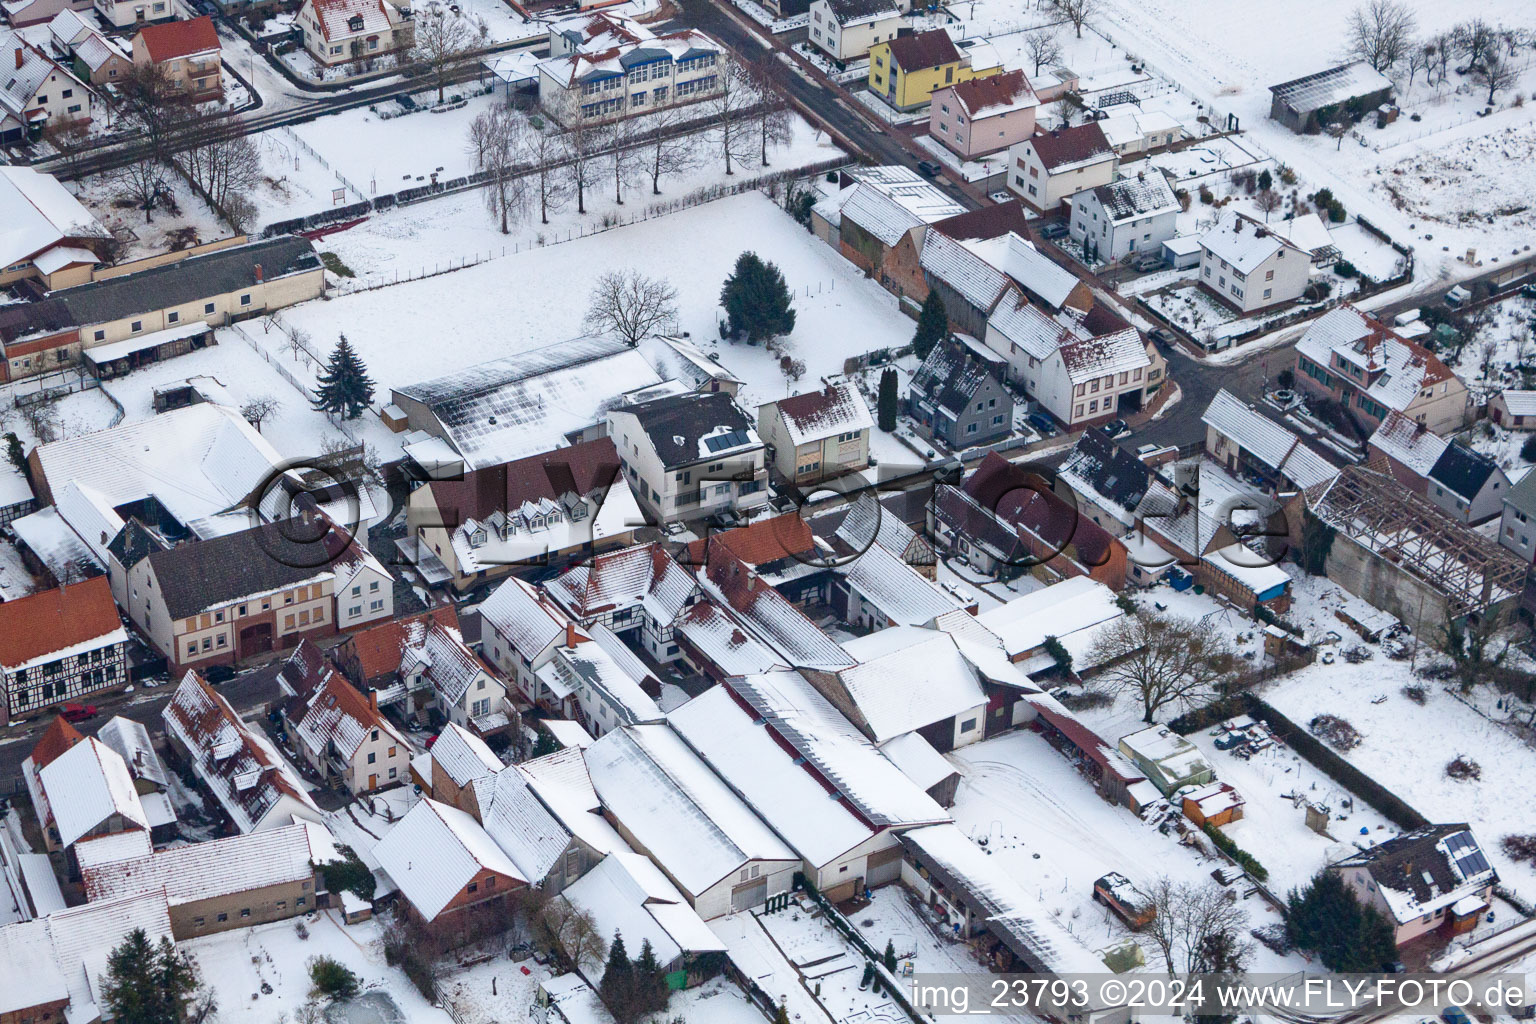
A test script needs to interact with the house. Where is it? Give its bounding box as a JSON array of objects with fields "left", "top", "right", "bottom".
[
  {"left": 1488, "top": 390, "right": 1536, "bottom": 431},
  {"left": 1330, "top": 825, "right": 1496, "bottom": 945},
  {"left": 391, "top": 337, "right": 664, "bottom": 474},
  {"left": 868, "top": 29, "right": 999, "bottom": 112},
  {"left": 1295, "top": 305, "right": 1471, "bottom": 435},
  {"left": 1094, "top": 108, "right": 1184, "bottom": 156},
  {"left": 297, "top": 0, "right": 413, "bottom": 67},
  {"left": 907, "top": 334, "right": 1014, "bottom": 449},
  {"left": 1203, "top": 389, "right": 1339, "bottom": 496},
  {"left": 0, "top": 576, "right": 128, "bottom": 726},
  {"left": 79, "top": 820, "right": 341, "bottom": 939},
  {"left": 1197, "top": 210, "right": 1312, "bottom": 314},
  {"left": 0, "top": 33, "right": 93, "bottom": 144},
  {"left": 95, "top": 715, "right": 176, "bottom": 836},
  {"left": 1367, "top": 411, "right": 1507, "bottom": 524},
  {"left": 830, "top": 171, "right": 965, "bottom": 284},
  {"left": 47, "top": 11, "right": 132, "bottom": 86},
  {"left": 31, "top": 735, "right": 148, "bottom": 852},
  {"left": 694, "top": 546, "right": 855, "bottom": 673},
  {"left": 330, "top": 533, "right": 395, "bottom": 631},
  {"left": 1498, "top": 471, "right": 1536, "bottom": 563},
  {"left": 1117, "top": 726, "right": 1212, "bottom": 796},
  {"left": 4, "top": 0, "right": 91, "bottom": 29},
  {"left": 822, "top": 627, "right": 991, "bottom": 752},
  {"left": 1269, "top": 61, "right": 1394, "bottom": 133},
  {"left": 468, "top": 762, "right": 596, "bottom": 895},
  {"left": 280, "top": 642, "right": 412, "bottom": 794},
  {"left": 92, "top": 0, "right": 172, "bottom": 29},
  {"left": 914, "top": 224, "right": 1027, "bottom": 337},
  {"left": 1007, "top": 123, "right": 1117, "bottom": 213},
  {"left": 972, "top": 576, "right": 1127, "bottom": 677},
  {"left": 1068, "top": 172, "right": 1180, "bottom": 264},
  {"left": 536, "top": 27, "right": 722, "bottom": 125},
  {"left": 405, "top": 438, "right": 639, "bottom": 591},
  {"left": 373, "top": 798, "right": 525, "bottom": 943},
  {"left": 1058, "top": 427, "right": 1155, "bottom": 532},
  {"left": 1308, "top": 466, "right": 1526, "bottom": 635},
  {"left": 130, "top": 16, "right": 221, "bottom": 101},
  {"left": 640, "top": 335, "right": 744, "bottom": 396},
  {"left": 930, "top": 69, "right": 1037, "bottom": 160},
  {"left": 1268, "top": 212, "right": 1341, "bottom": 267},
  {"left": 399, "top": 616, "right": 511, "bottom": 734},
  {"left": 422, "top": 721, "right": 501, "bottom": 807},
  {"left": 757, "top": 381, "right": 873, "bottom": 487},
  {"left": 0, "top": 167, "right": 111, "bottom": 293},
  {"left": 1181, "top": 781, "right": 1244, "bottom": 828},
  {"left": 535, "top": 623, "right": 663, "bottom": 738},
  {"left": 607, "top": 390, "right": 769, "bottom": 524},
  {"left": 162, "top": 670, "right": 323, "bottom": 833},
  {"left": 479, "top": 576, "right": 582, "bottom": 709},
  {"left": 556, "top": 851, "right": 727, "bottom": 988},
  {"left": 545, "top": 541, "right": 699, "bottom": 664},
  {"left": 583, "top": 724, "right": 800, "bottom": 918},
  {"left": 807, "top": 0, "right": 901, "bottom": 63}
]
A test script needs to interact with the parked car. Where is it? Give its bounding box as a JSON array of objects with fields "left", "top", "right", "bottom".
[
  {"left": 1039, "top": 221, "right": 1070, "bottom": 240},
  {"left": 916, "top": 160, "right": 943, "bottom": 178},
  {"left": 1445, "top": 285, "right": 1472, "bottom": 307},
  {"left": 1131, "top": 251, "right": 1165, "bottom": 272},
  {"left": 1103, "top": 418, "right": 1129, "bottom": 439},
  {"left": 204, "top": 664, "right": 237, "bottom": 684},
  {"left": 1213, "top": 732, "right": 1247, "bottom": 751},
  {"left": 1148, "top": 327, "right": 1177, "bottom": 349},
  {"left": 1027, "top": 411, "right": 1059, "bottom": 436},
  {"left": 59, "top": 702, "right": 98, "bottom": 723},
  {"left": 1522, "top": 282, "right": 1536, "bottom": 299},
  {"left": 1442, "top": 1007, "right": 1471, "bottom": 1024}
]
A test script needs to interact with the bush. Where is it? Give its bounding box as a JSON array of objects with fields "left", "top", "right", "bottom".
[
  {"left": 1401, "top": 685, "right": 1427, "bottom": 705},
  {"left": 1286, "top": 871, "right": 1396, "bottom": 972},
  {"left": 308, "top": 956, "right": 359, "bottom": 1002},
  {"left": 1198, "top": 185, "right": 1215, "bottom": 205},
  {"left": 1502, "top": 834, "right": 1536, "bottom": 866},
  {"left": 1308, "top": 714, "right": 1361, "bottom": 750},
  {"left": 323, "top": 846, "right": 375, "bottom": 901},
  {"left": 1446, "top": 756, "right": 1481, "bottom": 781},
  {"left": 1203, "top": 823, "right": 1269, "bottom": 882},
  {"left": 1334, "top": 260, "right": 1358, "bottom": 278},
  {"left": 1522, "top": 435, "right": 1536, "bottom": 463},
  {"left": 1167, "top": 694, "right": 1253, "bottom": 734}
]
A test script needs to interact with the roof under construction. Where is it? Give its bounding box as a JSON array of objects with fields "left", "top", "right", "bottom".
[{"left": 1311, "top": 466, "right": 1525, "bottom": 618}]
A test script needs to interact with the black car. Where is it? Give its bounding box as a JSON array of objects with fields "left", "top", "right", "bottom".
[
  {"left": 1027, "top": 412, "right": 1059, "bottom": 436},
  {"left": 1148, "top": 327, "right": 1177, "bottom": 348},
  {"left": 1103, "top": 418, "right": 1129, "bottom": 439},
  {"left": 1038, "top": 221, "right": 1070, "bottom": 240},
  {"left": 917, "top": 160, "right": 943, "bottom": 178}
]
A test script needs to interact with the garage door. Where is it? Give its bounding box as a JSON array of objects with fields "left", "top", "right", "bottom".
[
  {"left": 866, "top": 846, "right": 903, "bottom": 887},
  {"left": 731, "top": 879, "right": 768, "bottom": 912}
]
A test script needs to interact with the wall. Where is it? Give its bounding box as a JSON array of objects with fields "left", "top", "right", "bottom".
[
  {"left": 79, "top": 265, "right": 326, "bottom": 348},
  {"left": 931, "top": 92, "right": 1035, "bottom": 160},
  {"left": 96, "top": 0, "right": 172, "bottom": 27},
  {"left": 345, "top": 724, "right": 410, "bottom": 793},
  {"left": 1320, "top": 526, "right": 1451, "bottom": 637},
  {"left": 173, "top": 877, "right": 313, "bottom": 938},
  {"left": 2, "top": 636, "right": 128, "bottom": 725}
]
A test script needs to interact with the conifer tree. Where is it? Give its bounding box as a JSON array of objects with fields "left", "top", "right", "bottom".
[
  {"left": 3, "top": 432, "right": 24, "bottom": 474},
  {"left": 877, "top": 367, "right": 898, "bottom": 432},
  {"left": 720, "top": 252, "right": 796, "bottom": 344},
  {"left": 600, "top": 931, "right": 635, "bottom": 1021},
  {"left": 311, "top": 334, "right": 375, "bottom": 420},
  {"left": 633, "top": 937, "right": 669, "bottom": 1016},
  {"left": 912, "top": 290, "right": 948, "bottom": 359}
]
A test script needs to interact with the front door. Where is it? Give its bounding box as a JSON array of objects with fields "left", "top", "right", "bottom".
[
  {"left": 240, "top": 622, "right": 273, "bottom": 657},
  {"left": 368, "top": 773, "right": 378, "bottom": 790}
]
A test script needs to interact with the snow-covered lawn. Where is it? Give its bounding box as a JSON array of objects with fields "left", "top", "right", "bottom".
[
  {"left": 755, "top": 898, "right": 908, "bottom": 1024},
  {"left": 710, "top": 911, "right": 834, "bottom": 1024},
  {"left": 435, "top": 954, "right": 548, "bottom": 1024},
  {"left": 182, "top": 912, "right": 452, "bottom": 1024}
]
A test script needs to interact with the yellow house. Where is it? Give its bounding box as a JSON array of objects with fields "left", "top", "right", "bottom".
[{"left": 868, "top": 29, "right": 1000, "bottom": 112}]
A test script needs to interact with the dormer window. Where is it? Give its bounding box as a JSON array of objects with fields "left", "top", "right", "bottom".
[{"left": 347, "top": 13, "right": 364, "bottom": 30}]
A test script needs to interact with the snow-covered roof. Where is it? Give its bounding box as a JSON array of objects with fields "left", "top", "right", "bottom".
[
  {"left": 770, "top": 381, "right": 873, "bottom": 446},
  {"left": 821, "top": 0, "right": 900, "bottom": 27},
  {"left": 877, "top": 731, "right": 957, "bottom": 793},
  {"left": 81, "top": 821, "right": 337, "bottom": 905},
  {"left": 37, "top": 889, "right": 173, "bottom": 1021},
  {"left": 560, "top": 851, "right": 725, "bottom": 969},
  {"left": 1203, "top": 389, "right": 1338, "bottom": 490},
  {"left": 837, "top": 541, "right": 959, "bottom": 626},
  {"left": 432, "top": 723, "right": 504, "bottom": 788},
  {"left": 669, "top": 686, "right": 875, "bottom": 868},
  {"left": 620, "top": 389, "right": 762, "bottom": 469},
  {"left": 305, "top": 0, "right": 401, "bottom": 41},
  {"left": 1269, "top": 212, "right": 1335, "bottom": 258},
  {"left": 94, "top": 716, "right": 169, "bottom": 792},
  {"left": 1296, "top": 305, "right": 1459, "bottom": 416},
  {"left": 0, "top": 919, "right": 65, "bottom": 1016},
  {"left": 640, "top": 335, "right": 743, "bottom": 390},
  {"left": 72, "top": 829, "right": 152, "bottom": 873},
  {"left": 547, "top": 541, "right": 697, "bottom": 624},
  {"left": 537, "top": 623, "right": 663, "bottom": 726},
  {"left": 585, "top": 724, "right": 796, "bottom": 896},
  {"left": 841, "top": 183, "right": 957, "bottom": 247},
  {"left": 536, "top": 27, "right": 719, "bottom": 89},
  {"left": 675, "top": 600, "right": 784, "bottom": 677},
  {"left": 837, "top": 628, "right": 987, "bottom": 743},
  {"left": 1080, "top": 172, "right": 1179, "bottom": 224},
  {"left": 480, "top": 576, "right": 572, "bottom": 660},
  {"left": 0, "top": 163, "right": 106, "bottom": 273},
  {"left": 290, "top": 665, "right": 407, "bottom": 764},
  {"left": 1368, "top": 409, "right": 1449, "bottom": 477},
  {"left": 945, "top": 68, "right": 1036, "bottom": 119},
  {"left": 725, "top": 671, "right": 950, "bottom": 829},
  {"left": 474, "top": 766, "right": 572, "bottom": 883},
  {"left": 1269, "top": 61, "right": 1393, "bottom": 114},
  {"left": 699, "top": 552, "right": 855, "bottom": 672},
  {"left": 374, "top": 799, "right": 525, "bottom": 921},
  {"left": 1060, "top": 326, "right": 1149, "bottom": 384},
  {"left": 9, "top": 506, "right": 99, "bottom": 582},
  {"left": 1498, "top": 391, "right": 1536, "bottom": 417},
  {"left": 919, "top": 230, "right": 1015, "bottom": 314},
  {"left": 38, "top": 738, "right": 148, "bottom": 848},
  {"left": 1004, "top": 233, "right": 1082, "bottom": 310},
  {"left": 518, "top": 748, "right": 629, "bottom": 856},
  {"left": 1199, "top": 210, "right": 1302, "bottom": 275},
  {"left": 900, "top": 824, "right": 1106, "bottom": 975},
  {"left": 1205, "top": 542, "right": 1290, "bottom": 595},
  {"left": 1332, "top": 824, "right": 1496, "bottom": 925},
  {"left": 974, "top": 576, "right": 1124, "bottom": 670}
]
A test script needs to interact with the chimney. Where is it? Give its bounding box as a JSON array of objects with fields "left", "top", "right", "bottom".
[
  {"left": 254, "top": 263, "right": 264, "bottom": 283},
  {"left": 566, "top": 621, "right": 578, "bottom": 649},
  {"left": 369, "top": 689, "right": 378, "bottom": 712},
  {"left": 14, "top": 46, "right": 22, "bottom": 70}
]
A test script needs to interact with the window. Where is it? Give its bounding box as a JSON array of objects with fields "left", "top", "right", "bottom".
[
  {"left": 966, "top": 422, "right": 978, "bottom": 434},
  {"left": 204, "top": 302, "right": 215, "bottom": 313},
  {"left": 388, "top": 767, "right": 398, "bottom": 778},
  {"left": 217, "top": 912, "right": 228, "bottom": 922},
  {"left": 467, "top": 882, "right": 478, "bottom": 894},
  {"left": 93, "top": 329, "right": 105, "bottom": 341},
  {"left": 368, "top": 752, "right": 376, "bottom": 764},
  {"left": 240, "top": 294, "right": 252, "bottom": 306},
  {"left": 131, "top": 320, "right": 143, "bottom": 333},
  {"left": 240, "top": 909, "right": 251, "bottom": 918},
  {"left": 202, "top": 637, "right": 212, "bottom": 651},
  {"left": 960, "top": 717, "right": 977, "bottom": 732},
  {"left": 216, "top": 634, "right": 226, "bottom": 648},
  {"left": 168, "top": 311, "right": 179, "bottom": 324},
  {"left": 1265, "top": 270, "right": 1274, "bottom": 281},
  {"left": 369, "top": 599, "right": 384, "bottom": 611},
  {"left": 992, "top": 414, "right": 1004, "bottom": 425}
]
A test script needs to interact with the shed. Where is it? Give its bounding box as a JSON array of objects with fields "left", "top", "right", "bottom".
[
  {"left": 1162, "top": 235, "right": 1203, "bottom": 270},
  {"left": 1117, "top": 726, "right": 1211, "bottom": 796},
  {"left": 1181, "top": 781, "right": 1244, "bottom": 827}
]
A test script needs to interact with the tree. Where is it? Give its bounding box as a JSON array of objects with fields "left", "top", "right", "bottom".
[
  {"left": 720, "top": 251, "right": 796, "bottom": 344},
  {"left": 108, "top": 156, "right": 171, "bottom": 223},
  {"left": 308, "top": 956, "right": 360, "bottom": 1002},
  {"left": 1144, "top": 877, "right": 1253, "bottom": 978},
  {"left": 711, "top": 55, "right": 759, "bottom": 175},
  {"left": 43, "top": 117, "right": 92, "bottom": 184},
  {"left": 1404, "top": 42, "right": 1434, "bottom": 88},
  {"left": 643, "top": 104, "right": 702, "bottom": 195},
  {"left": 1439, "top": 608, "right": 1512, "bottom": 693},
  {"left": 1053, "top": 96, "right": 1076, "bottom": 128},
  {"left": 177, "top": 107, "right": 262, "bottom": 215},
  {"left": 1454, "top": 18, "right": 1497, "bottom": 70},
  {"left": 1256, "top": 168, "right": 1273, "bottom": 192},
  {"left": 3, "top": 432, "right": 25, "bottom": 474},
  {"left": 413, "top": 1, "right": 482, "bottom": 102},
  {"left": 877, "top": 367, "right": 898, "bottom": 432},
  {"left": 600, "top": 931, "right": 636, "bottom": 1022},
  {"left": 1054, "top": 0, "right": 1097, "bottom": 38},
  {"left": 773, "top": 1000, "right": 792, "bottom": 1024},
  {"left": 527, "top": 122, "right": 572, "bottom": 225},
  {"left": 604, "top": 118, "right": 642, "bottom": 205},
  {"left": 311, "top": 335, "right": 376, "bottom": 420},
  {"left": 1523, "top": 434, "right": 1536, "bottom": 463},
  {"left": 120, "top": 62, "right": 186, "bottom": 163},
  {"left": 1087, "top": 612, "right": 1236, "bottom": 722},
  {"left": 882, "top": 939, "right": 897, "bottom": 972},
  {"left": 240, "top": 394, "right": 282, "bottom": 433},
  {"left": 1254, "top": 188, "right": 1281, "bottom": 222},
  {"left": 1326, "top": 119, "right": 1349, "bottom": 150},
  {"left": 103, "top": 929, "right": 213, "bottom": 1024},
  {"left": 1474, "top": 51, "right": 1519, "bottom": 105},
  {"left": 745, "top": 61, "right": 793, "bottom": 166},
  {"left": 467, "top": 105, "right": 529, "bottom": 234},
  {"left": 1428, "top": 32, "right": 1454, "bottom": 84},
  {"left": 912, "top": 291, "right": 948, "bottom": 359},
  {"left": 633, "top": 939, "right": 669, "bottom": 1017},
  {"left": 1024, "top": 28, "right": 1063, "bottom": 75},
  {"left": 1345, "top": 0, "right": 1416, "bottom": 72},
  {"left": 1286, "top": 870, "right": 1396, "bottom": 972},
  {"left": 20, "top": 399, "right": 61, "bottom": 445},
  {"left": 556, "top": 907, "right": 607, "bottom": 972},
  {"left": 582, "top": 269, "right": 679, "bottom": 346},
  {"left": 563, "top": 118, "right": 603, "bottom": 215}
]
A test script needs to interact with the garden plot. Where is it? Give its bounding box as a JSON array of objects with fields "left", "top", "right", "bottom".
[
  {"left": 754, "top": 900, "right": 908, "bottom": 1024},
  {"left": 1369, "top": 120, "right": 1536, "bottom": 248}
]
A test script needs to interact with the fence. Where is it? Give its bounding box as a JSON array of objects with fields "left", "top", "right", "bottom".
[
  {"left": 278, "top": 125, "right": 367, "bottom": 203},
  {"left": 5, "top": 366, "right": 100, "bottom": 409},
  {"left": 231, "top": 319, "right": 361, "bottom": 443}
]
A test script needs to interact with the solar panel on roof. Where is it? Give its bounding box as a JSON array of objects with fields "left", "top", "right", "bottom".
[{"left": 704, "top": 430, "right": 750, "bottom": 453}]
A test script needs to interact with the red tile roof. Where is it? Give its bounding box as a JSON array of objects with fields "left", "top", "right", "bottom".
[
  {"left": 885, "top": 29, "right": 961, "bottom": 71},
  {"left": 343, "top": 606, "right": 461, "bottom": 682},
  {"left": 0, "top": 576, "right": 122, "bottom": 671},
  {"left": 1028, "top": 122, "right": 1113, "bottom": 171},
  {"left": 947, "top": 69, "right": 1034, "bottom": 118},
  {"left": 686, "top": 513, "right": 816, "bottom": 567},
  {"left": 29, "top": 715, "right": 85, "bottom": 771},
  {"left": 135, "top": 15, "right": 220, "bottom": 62}
]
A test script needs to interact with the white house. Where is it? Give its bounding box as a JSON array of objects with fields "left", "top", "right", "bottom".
[
  {"left": 399, "top": 617, "right": 511, "bottom": 735},
  {"left": 0, "top": 33, "right": 94, "bottom": 143},
  {"left": 90, "top": 0, "right": 170, "bottom": 30},
  {"left": 807, "top": 0, "right": 901, "bottom": 63},
  {"left": 332, "top": 535, "right": 395, "bottom": 631},
  {"left": 756, "top": 380, "right": 873, "bottom": 487},
  {"left": 1198, "top": 210, "right": 1311, "bottom": 314},
  {"left": 1006, "top": 122, "right": 1117, "bottom": 213},
  {"left": 296, "top": 0, "right": 413, "bottom": 68},
  {"left": 1068, "top": 172, "right": 1180, "bottom": 264},
  {"left": 535, "top": 623, "right": 663, "bottom": 738},
  {"left": 478, "top": 576, "right": 581, "bottom": 709},
  {"left": 1331, "top": 825, "right": 1497, "bottom": 946},
  {"left": 1094, "top": 108, "right": 1184, "bottom": 156},
  {"left": 607, "top": 390, "right": 769, "bottom": 525},
  {"left": 537, "top": 26, "right": 722, "bottom": 125}
]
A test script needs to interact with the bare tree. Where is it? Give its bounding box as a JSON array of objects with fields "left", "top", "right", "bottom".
[
  {"left": 468, "top": 105, "right": 529, "bottom": 233},
  {"left": 20, "top": 399, "right": 61, "bottom": 444},
  {"left": 1474, "top": 51, "right": 1519, "bottom": 105},
  {"left": 108, "top": 156, "right": 172, "bottom": 222},
  {"left": 1428, "top": 32, "right": 1454, "bottom": 84},
  {"left": 413, "top": 1, "right": 480, "bottom": 102},
  {"left": 1145, "top": 877, "right": 1254, "bottom": 979},
  {"left": 603, "top": 118, "right": 641, "bottom": 205},
  {"left": 527, "top": 123, "right": 571, "bottom": 225},
  {"left": 1054, "top": 0, "right": 1097, "bottom": 38},
  {"left": 1344, "top": 0, "right": 1416, "bottom": 72},
  {"left": 120, "top": 62, "right": 185, "bottom": 162},
  {"left": 1053, "top": 96, "right": 1076, "bottom": 128},
  {"left": 1454, "top": 18, "right": 1497, "bottom": 70},
  {"left": 42, "top": 117, "right": 92, "bottom": 184},
  {"left": 711, "top": 55, "right": 759, "bottom": 175},
  {"left": 1254, "top": 188, "right": 1281, "bottom": 222},
  {"left": 1479, "top": 338, "right": 1500, "bottom": 382},
  {"left": 643, "top": 104, "right": 703, "bottom": 194},
  {"left": 563, "top": 118, "right": 602, "bottom": 214},
  {"left": 744, "top": 61, "right": 793, "bottom": 166},
  {"left": 543, "top": 904, "right": 605, "bottom": 972},
  {"left": 240, "top": 395, "right": 283, "bottom": 433},
  {"left": 1087, "top": 612, "right": 1236, "bottom": 723},
  {"left": 1326, "top": 118, "right": 1349, "bottom": 150},
  {"left": 178, "top": 108, "right": 263, "bottom": 215},
  {"left": 1024, "top": 29, "right": 1064, "bottom": 75},
  {"left": 1404, "top": 43, "right": 1434, "bottom": 88},
  {"left": 582, "top": 269, "right": 679, "bottom": 346}
]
